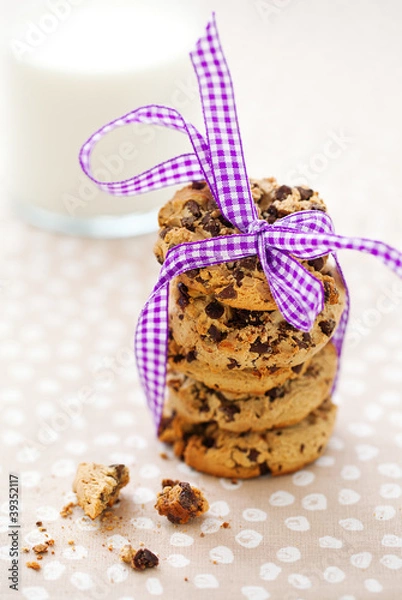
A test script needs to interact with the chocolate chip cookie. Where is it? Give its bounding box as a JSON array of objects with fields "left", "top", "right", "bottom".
[
  {"left": 155, "top": 479, "right": 209, "bottom": 524},
  {"left": 168, "top": 336, "right": 311, "bottom": 395},
  {"left": 169, "top": 266, "right": 345, "bottom": 371},
  {"left": 159, "top": 398, "right": 337, "bottom": 478},
  {"left": 167, "top": 342, "right": 337, "bottom": 432},
  {"left": 155, "top": 178, "right": 328, "bottom": 311}
]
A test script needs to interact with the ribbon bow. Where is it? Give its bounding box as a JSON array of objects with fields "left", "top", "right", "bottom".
[{"left": 79, "top": 14, "right": 402, "bottom": 428}]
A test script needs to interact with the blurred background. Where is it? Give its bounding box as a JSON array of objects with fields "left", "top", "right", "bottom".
[{"left": 0, "top": 0, "right": 401, "bottom": 239}]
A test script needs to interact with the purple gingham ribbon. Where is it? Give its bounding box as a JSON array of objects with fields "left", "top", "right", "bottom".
[{"left": 79, "top": 14, "right": 402, "bottom": 428}]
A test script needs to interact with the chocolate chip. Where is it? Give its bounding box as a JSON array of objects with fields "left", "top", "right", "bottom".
[
  {"left": 205, "top": 197, "right": 217, "bottom": 211},
  {"left": 323, "top": 281, "right": 331, "bottom": 302},
  {"left": 300, "top": 443, "right": 305, "bottom": 453},
  {"left": 227, "top": 358, "right": 240, "bottom": 370},
  {"left": 219, "top": 402, "right": 240, "bottom": 422},
  {"left": 191, "top": 180, "right": 206, "bottom": 190},
  {"left": 219, "top": 214, "right": 233, "bottom": 228},
  {"left": 308, "top": 257, "right": 325, "bottom": 271},
  {"left": 248, "top": 449, "right": 260, "bottom": 462},
  {"left": 201, "top": 214, "right": 221, "bottom": 236},
  {"left": 296, "top": 186, "right": 314, "bottom": 200},
  {"left": 178, "top": 482, "right": 198, "bottom": 510},
  {"left": 133, "top": 548, "right": 159, "bottom": 570},
  {"left": 185, "top": 268, "right": 200, "bottom": 279},
  {"left": 267, "top": 205, "right": 278, "bottom": 223},
  {"left": 186, "top": 350, "right": 197, "bottom": 362},
  {"left": 110, "top": 464, "right": 126, "bottom": 479},
  {"left": 202, "top": 436, "right": 215, "bottom": 448},
  {"left": 292, "top": 364, "right": 304, "bottom": 374},
  {"left": 295, "top": 330, "right": 312, "bottom": 349},
  {"left": 250, "top": 338, "right": 271, "bottom": 354},
  {"left": 172, "top": 353, "right": 185, "bottom": 364},
  {"left": 217, "top": 284, "right": 237, "bottom": 300},
  {"left": 184, "top": 200, "right": 202, "bottom": 218},
  {"left": 181, "top": 216, "right": 197, "bottom": 231},
  {"left": 275, "top": 185, "right": 292, "bottom": 201},
  {"left": 207, "top": 324, "right": 227, "bottom": 343},
  {"left": 265, "top": 386, "right": 285, "bottom": 401},
  {"left": 158, "top": 413, "right": 175, "bottom": 436},
  {"left": 259, "top": 462, "right": 270, "bottom": 475},
  {"left": 177, "top": 282, "right": 190, "bottom": 309},
  {"left": 198, "top": 399, "right": 210, "bottom": 413},
  {"left": 161, "top": 478, "right": 179, "bottom": 488},
  {"left": 205, "top": 300, "right": 224, "bottom": 319},
  {"left": 228, "top": 311, "right": 248, "bottom": 329},
  {"left": 233, "top": 269, "right": 245, "bottom": 287},
  {"left": 241, "top": 256, "right": 258, "bottom": 271},
  {"left": 228, "top": 309, "right": 264, "bottom": 329},
  {"left": 310, "top": 202, "right": 325, "bottom": 211},
  {"left": 159, "top": 226, "right": 172, "bottom": 239},
  {"left": 319, "top": 319, "right": 336, "bottom": 336}
]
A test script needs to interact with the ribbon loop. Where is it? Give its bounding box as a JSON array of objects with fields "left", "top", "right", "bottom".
[{"left": 79, "top": 104, "right": 216, "bottom": 198}]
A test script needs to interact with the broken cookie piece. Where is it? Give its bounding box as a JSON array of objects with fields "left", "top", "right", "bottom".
[
  {"left": 73, "top": 462, "right": 129, "bottom": 520},
  {"left": 155, "top": 479, "right": 209, "bottom": 524},
  {"left": 120, "top": 544, "right": 159, "bottom": 571},
  {"left": 32, "top": 539, "right": 54, "bottom": 554}
]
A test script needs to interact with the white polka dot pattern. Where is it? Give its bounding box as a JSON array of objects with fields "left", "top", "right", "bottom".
[{"left": 2, "top": 206, "right": 401, "bottom": 599}]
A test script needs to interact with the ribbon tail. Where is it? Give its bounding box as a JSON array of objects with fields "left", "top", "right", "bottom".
[
  {"left": 190, "top": 14, "right": 257, "bottom": 230},
  {"left": 135, "top": 281, "right": 170, "bottom": 431},
  {"left": 258, "top": 240, "right": 325, "bottom": 331},
  {"left": 329, "top": 254, "right": 351, "bottom": 396}
]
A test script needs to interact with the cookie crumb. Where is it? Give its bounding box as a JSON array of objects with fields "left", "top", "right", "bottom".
[
  {"left": 35, "top": 521, "right": 42, "bottom": 527},
  {"left": 72, "top": 462, "right": 129, "bottom": 520},
  {"left": 200, "top": 532, "right": 205, "bottom": 538},
  {"left": 21, "top": 547, "right": 30, "bottom": 553},
  {"left": 221, "top": 522, "right": 230, "bottom": 529},
  {"left": 60, "top": 501, "right": 76, "bottom": 518},
  {"left": 155, "top": 479, "right": 209, "bottom": 524},
  {"left": 120, "top": 544, "right": 159, "bottom": 571},
  {"left": 26, "top": 561, "right": 41, "bottom": 571},
  {"left": 159, "top": 452, "right": 169, "bottom": 460},
  {"left": 68, "top": 540, "right": 75, "bottom": 546},
  {"left": 32, "top": 543, "right": 49, "bottom": 554}
]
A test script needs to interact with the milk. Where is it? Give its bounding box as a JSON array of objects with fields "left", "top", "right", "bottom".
[{"left": 5, "top": 1, "right": 203, "bottom": 236}]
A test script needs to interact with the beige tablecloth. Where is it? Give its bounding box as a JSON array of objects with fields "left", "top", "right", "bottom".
[{"left": 1, "top": 199, "right": 402, "bottom": 600}]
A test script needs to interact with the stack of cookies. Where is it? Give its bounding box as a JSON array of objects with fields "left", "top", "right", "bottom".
[{"left": 155, "top": 178, "right": 345, "bottom": 479}]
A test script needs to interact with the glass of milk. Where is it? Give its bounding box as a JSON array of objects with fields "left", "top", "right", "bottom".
[{"left": 4, "top": 0, "right": 205, "bottom": 237}]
